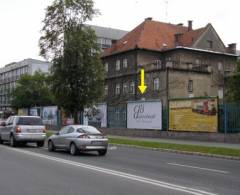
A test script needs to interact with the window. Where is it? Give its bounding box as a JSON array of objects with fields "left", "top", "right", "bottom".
[
  {"left": 153, "top": 78, "right": 160, "bottom": 91},
  {"left": 188, "top": 80, "right": 193, "bottom": 92},
  {"left": 59, "top": 126, "right": 70, "bottom": 135},
  {"left": 154, "top": 60, "right": 162, "bottom": 68},
  {"left": 17, "top": 117, "right": 43, "bottom": 126},
  {"left": 67, "top": 127, "right": 75, "bottom": 134},
  {"left": 116, "top": 60, "right": 120, "bottom": 71},
  {"left": 195, "top": 59, "right": 200, "bottom": 65},
  {"left": 77, "top": 126, "right": 100, "bottom": 134},
  {"left": 123, "top": 82, "right": 128, "bottom": 94},
  {"left": 130, "top": 81, "right": 135, "bottom": 94},
  {"left": 105, "top": 62, "right": 108, "bottom": 72},
  {"left": 123, "top": 59, "right": 128, "bottom": 68},
  {"left": 207, "top": 40, "right": 213, "bottom": 49},
  {"left": 104, "top": 85, "right": 108, "bottom": 96},
  {"left": 115, "top": 83, "right": 120, "bottom": 95},
  {"left": 218, "top": 62, "right": 223, "bottom": 72}
]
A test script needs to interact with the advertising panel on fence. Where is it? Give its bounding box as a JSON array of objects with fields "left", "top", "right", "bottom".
[
  {"left": 169, "top": 98, "right": 218, "bottom": 132},
  {"left": 127, "top": 101, "right": 162, "bottom": 130},
  {"left": 42, "top": 106, "right": 58, "bottom": 126},
  {"left": 29, "top": 108, "right": 38, "bottom": 116},
  {"left": 18, "top": 108, "right": 28, "bottom": 116},
  {"left": 83, "top": 103, "right": 107, "bottom": 128}
]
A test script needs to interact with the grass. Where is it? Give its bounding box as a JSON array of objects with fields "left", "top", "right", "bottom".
[
  {"left": 109, "top": 137, "right": 240, "bottom": 158},
  {"left": 46, "top": 131, "right": 55, "bottom": 138}
]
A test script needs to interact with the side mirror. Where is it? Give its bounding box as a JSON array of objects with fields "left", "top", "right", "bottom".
[{"left": 1, "top": 122, "right": 6, "bottom": 127}]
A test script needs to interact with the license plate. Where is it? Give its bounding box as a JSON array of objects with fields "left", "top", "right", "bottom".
[
  {"left": 28, "top": 129, "right": 36, "bottom": 133},
  {"left": 91, "top": 141, "right": 103, "bottom": 145}
]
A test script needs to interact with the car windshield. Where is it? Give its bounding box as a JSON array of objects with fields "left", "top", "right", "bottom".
[
  {"left": 17, "top": 117, "right": 43, "bottom": 126},
  {"left": 76, "top": 126, "right": 100, "bottom": 134}
]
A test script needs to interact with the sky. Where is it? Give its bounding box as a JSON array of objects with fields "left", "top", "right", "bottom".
[{"left": 0, "top": 0, "right": 239, "bottom": 67}]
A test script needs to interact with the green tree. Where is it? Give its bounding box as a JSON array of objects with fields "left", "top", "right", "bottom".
[
  {"left": 11, "top": 72, "right": 54, "bottom": 109},
  {"left": 226, "top": 60, "right": 240, "bottom": 101},
  {"left": 39, "top": 0, "right": 104, "bottom": 123}
]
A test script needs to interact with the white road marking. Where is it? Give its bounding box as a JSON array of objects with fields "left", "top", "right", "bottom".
[
  {"left": 109, "top": 146, "right": 117, "bottom": 150},
  {"left": 168, "top": 163, "right": 229, "bottom": 174},
  {"left": 2, "top": 145, "right": 217, "bottom": 195}
]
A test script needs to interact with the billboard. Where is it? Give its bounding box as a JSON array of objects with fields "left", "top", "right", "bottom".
[
  {"left": 83, "top": 104, "right": 107, "bottom": 128},
  {"left": 169, "top": 98, "right": 218, "bottom": 132},
  {"left": 127, "top": 101, "right": 162, "bottom": 130},
  {"left": 18, "top": 108, "right": 28, "bottom": 116},
  {"left": 42, "top": 106, "right": 58, "bottom": 126}
]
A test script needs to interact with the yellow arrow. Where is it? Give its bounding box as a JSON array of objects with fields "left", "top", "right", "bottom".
[{"left": 138, "top": 69, "right": 147, "bottom": 94}]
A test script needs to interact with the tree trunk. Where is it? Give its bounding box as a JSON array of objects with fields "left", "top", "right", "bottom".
[{"left": 73, "top": 110, "right": 79, "bottom": 124}]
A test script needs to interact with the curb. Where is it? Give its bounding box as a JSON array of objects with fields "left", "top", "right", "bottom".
[{"left": 109, "top": 143, "right": 240, "bottom": 161}]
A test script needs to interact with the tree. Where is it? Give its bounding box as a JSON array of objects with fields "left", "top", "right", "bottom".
[
  {"left": 11, "top": 72, "right": 54, "bottom": 109},
  {"left": 39, "top": 0, "right": 104, "bottom": 123},
  {"left": 226, "top": 60, "right": 240, "bottom": 101}
]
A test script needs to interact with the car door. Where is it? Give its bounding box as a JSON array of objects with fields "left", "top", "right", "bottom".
[
  {"left": 62, "top": 126, "right": 76, "bottom": 148},
  {"left": 53, "top": 126, "right": 69, "bottom": 148}
]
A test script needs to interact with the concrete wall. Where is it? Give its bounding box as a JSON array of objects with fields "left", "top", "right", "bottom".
[{"left": 100, "top": 128, "right": 240, "bottom": 143}]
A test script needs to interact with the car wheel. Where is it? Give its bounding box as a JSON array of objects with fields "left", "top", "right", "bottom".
[
  {"left": 37, "top": 141, "right": 44, "bottom": 147},
  {"left": 48, "top": 140, "right": 55, "bottom": 152},
  {"left": 10, "top": 135, "right": 17, "bottom": 147},
  {"left": 70, "top": 143, "right": 78, "bottom": 156},
  {"left": 98, "top": 149, "right": 107, "bottom": 156},
  {"left": 0, "top": 136, "right": 3, "bottom": 144}
]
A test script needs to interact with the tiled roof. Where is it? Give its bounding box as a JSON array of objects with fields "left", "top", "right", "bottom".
[{"left": 102, "top": 19, "right": 206, "bottom": 57}]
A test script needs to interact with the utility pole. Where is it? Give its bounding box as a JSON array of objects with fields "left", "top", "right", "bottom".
[{"left": 223, "top": 67, "right": 227, "bottom": 140}]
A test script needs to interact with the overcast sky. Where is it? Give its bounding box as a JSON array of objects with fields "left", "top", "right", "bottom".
[{"left": 0, "top": 0, "right": 239, "bottom": 67}]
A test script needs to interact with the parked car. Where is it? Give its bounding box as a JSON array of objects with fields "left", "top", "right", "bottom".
[
  {"left": 0, "top": 116, "right": 46, "bottom": 147},
  {"left": 48, "top": 125, "right": 108, "bottom": 156}
]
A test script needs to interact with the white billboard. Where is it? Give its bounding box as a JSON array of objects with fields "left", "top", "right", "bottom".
[{"left": 127, "top": 101, "right": 162, "bottom": 130}]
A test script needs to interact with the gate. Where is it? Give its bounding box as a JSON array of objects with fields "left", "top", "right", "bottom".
[
  {"left": 219, "top": 103, "right": 240, "bottom": 133},
  {"left": 107, "top": 104, "right": 127, "bottom": 128}
]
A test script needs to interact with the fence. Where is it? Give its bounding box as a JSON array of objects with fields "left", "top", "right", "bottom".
[
  {"left": 219, "top": 103, "right": 240, "bottom": 133},
  {"left": 107, "top": 104, "right": 127, "bottom": 128},
  {"left": 19, "top": 101, "right": 240, "bottom": 133}
]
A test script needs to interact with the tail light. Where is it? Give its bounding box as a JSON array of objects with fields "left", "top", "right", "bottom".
[
  {"left": 16, "top": 126, "right": 21, "bottom": 133},
  {"left": 78, "top": 134, "right": 90, "bottom": 139}
]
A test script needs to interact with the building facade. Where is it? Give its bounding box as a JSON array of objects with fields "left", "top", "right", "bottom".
[
  {"left": 0, "top": 58, "right": 51, "bottom": 111},
  {"left": 89, "top": 25, "right": 128, "bottom": 50},
  {"left": 102, "top": 18, "right": 238, "bottom": 107}
]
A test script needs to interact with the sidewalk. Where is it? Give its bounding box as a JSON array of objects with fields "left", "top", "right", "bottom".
[{"left": 108, "top": 135, "right": 240, "bottom": 150}]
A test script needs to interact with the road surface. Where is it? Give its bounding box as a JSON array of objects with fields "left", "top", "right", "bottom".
[{"left": 0, "top": 143, "right": 239, "bottom": 195}]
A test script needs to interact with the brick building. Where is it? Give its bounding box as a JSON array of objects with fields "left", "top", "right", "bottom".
[{"left": 101, "top": 18, "right": 238, "bottom": 107}]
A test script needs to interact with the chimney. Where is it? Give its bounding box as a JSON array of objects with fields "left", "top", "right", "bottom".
[
  {"left": 174, "top": 33, "right": 183, "bottom": 46},
  {"left": 188, "top": 20, "right": 193, "bottom": 31},
  {"left": 227, "top": 43, "right": 237, "bottom": 54},
  {"left": 145, "top": 17, "right": 152, "bottom": 21}
]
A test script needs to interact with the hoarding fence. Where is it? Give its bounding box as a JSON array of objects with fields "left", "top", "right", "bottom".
[
  {"left": 107, "top": 104, "right": 127, "bottom": 128},
  {"left": 219, "top": 103, "right": 240, "bottom": 133}
]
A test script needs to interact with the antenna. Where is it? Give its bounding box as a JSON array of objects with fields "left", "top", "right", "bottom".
[{"left": 165, "top": 0, "right": 168, "bottom": 22}]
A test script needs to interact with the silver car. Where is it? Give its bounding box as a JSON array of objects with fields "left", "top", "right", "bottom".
[
  {"left": 0, "top": 116, "right": 46, "bottom": 147},
  {"left": 48, "top": 125, "right": 108, "bottom": 156}
]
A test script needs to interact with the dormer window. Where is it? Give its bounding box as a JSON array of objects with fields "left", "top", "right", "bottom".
[{"left": 207, "top": 40, "right": 213, "bottom": 49}]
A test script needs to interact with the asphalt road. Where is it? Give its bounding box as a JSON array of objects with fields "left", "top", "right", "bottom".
[{"left": 0, "top": 143, "right": 239, "bottom": 195}]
